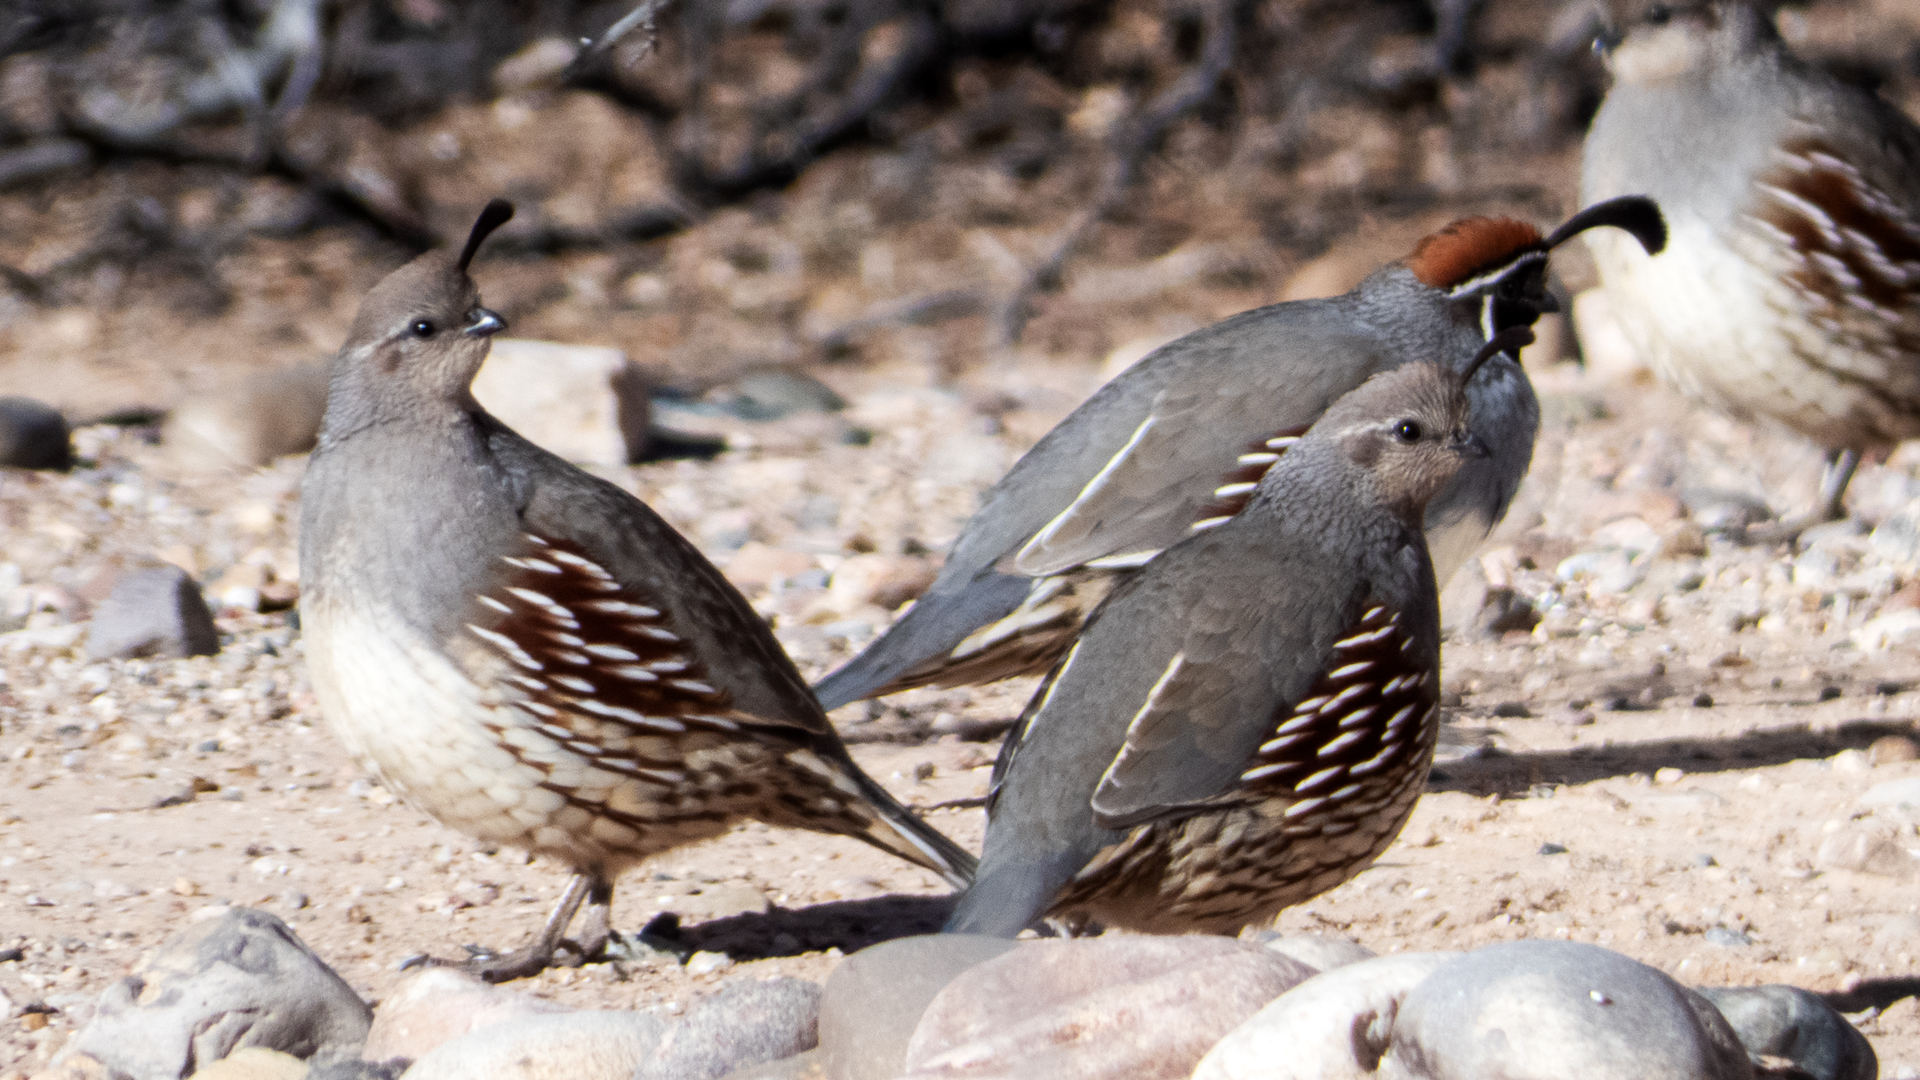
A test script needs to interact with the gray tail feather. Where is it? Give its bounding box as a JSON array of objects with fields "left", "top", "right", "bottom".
[
  {"left": 839, "top": 763, "right": 979, "bottom": 890},
  {"left": 814, "top": 571, "right": 1034, "bottom": 711},
  {"left": 943, "top": 856, "right": 1080, "bottom": 937}
]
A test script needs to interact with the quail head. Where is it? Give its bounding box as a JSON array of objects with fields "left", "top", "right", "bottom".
[
  {"left": 298, "top": 201, "right": 976, "bottom": 981},
  {"left": 945, "top": 329, "right": 1531, "bottom": 937},
  {"left": 814, "top": 201, "right": 1665, "bottom": 712},
  {"left": 1583, "top": 0, "right": 1920, "bottom": 521}
]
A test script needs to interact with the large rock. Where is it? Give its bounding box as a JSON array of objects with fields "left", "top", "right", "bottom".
[
  {"left": 1695, "top": 985, "right": 1877, "bottom": 1080},
  {"left": 0, "top": 395, "right": 72, "bottom": 469},
  {"left": 1380, "top": 939, "right": 1752, "bottom": 1079},
  {"left": 818, "top": 934, "right": 1018, "bottom": 1080},
  {"left": 899, "top": 936, "right": 1314, "bottom": 1080},
  {"left": 635, "top": 976, "right": 821, "bottom": 1080},
  {"left": 1193, "top": 951, "right": 1460, "bottom": 1080},
  {"left": 56, "top": 908, "right": 371, "bottom": 1080},
  {"left": 1242, "top": 932, "right": 1378, "bottom": 974},
  {"left": 84, "top": 562, "right": 220, "bottom": 661},
  {"left": 470, "top": 338, "right": 650, "bottom": 466},
  {"left": 361, "top": 966, "right": 569, "bottom": 1062},
  {"left": 166, "top": 364, "right": 330, "bottom": 470},
  {"left": 394, "top": 1012, "right": 666, "bottom": 1080}
]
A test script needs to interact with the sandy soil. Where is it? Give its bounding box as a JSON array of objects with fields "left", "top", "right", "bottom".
[{"left": 1, "top": 353, "right": 1919, "bottom": 1076}]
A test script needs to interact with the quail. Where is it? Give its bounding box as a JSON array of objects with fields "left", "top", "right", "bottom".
[
  {"left": 814, "top": 201, "right": 1666, "bottom": 711},
  {"left": 299, "top": 201, "right": 976, "bottom": 981},
  {"left": 945, "top": 330, "right": 1530, "bottom": 937},
  {"left": 1583, "top": 0, "right": 1920, "bottom": 521}
]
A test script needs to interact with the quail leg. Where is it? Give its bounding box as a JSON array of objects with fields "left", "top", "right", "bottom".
[
  {"left": 462, "top": 873, "right": 597, "bottom": 983},
  {"left": 1818, "top": 448, "right": 1861, "bottom": 523},
  {"left": 563, "top": 877, "right": 616, "bottom": 962}
]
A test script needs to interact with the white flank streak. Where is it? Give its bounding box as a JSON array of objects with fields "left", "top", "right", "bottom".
[
  {"left": 1293, "top": 695, "right": 1330, "bottom": 713},
  {"left": 1330, "top": 784, "right": 1362, "bottom": 802},
  {"left": 1363, "top": 605, "right": 1385, "bottom": 621},
  {"left": 688, "top": 714, "right": 740, "bottom": 730},
  {"left": 507, "top": 587, "right": 560, "bottom": 608},
  {"left": 1237, "top": 452, "right": 1281, "bottom": 466},
  {"left": 584, "top": 599, "right": 660, "bottom": 617},
  {"left": 1015, "top": 414, "right": 1157, "bottom": 569},
  {"left": 1258, "top": 733, "right": 1304, "bottom": 754},
  {"left": 1349, "top": 745, "right": 1397, "bottom": 777},
  {"left": 1265, "top": 435, "right": 1300, "bottom": 450},
  {"left": 522, "top": 701, "right": 557, "bottom": 717},
  {"left": 647, "top": 659, "right": 690, "bottom": 672},
  {"left": 638, "top": 626, "right": 682, "bottom": 642},
  {"left": 1284, "top": 797, "right": 1327, "bottom": 819},
  {"left": 1241, "top": 762, "right": 1288, "bottom": 782},
  {"left": 1213, "top": 482, "right": 1257, "bottom": 498},
  {"left": 1318, "top": 684, "right": 1367, "bottom": 713},
  {"left": 537, "top": 723, "right": 575, "bottom": 740},
  {"left": 1296, "top": 766, "right": 1344, "bottom": 793},
  {"left": 1335, "top": 624, "right": 1395, "bottom": 649},
  {"left": 553, "top": 651, "right": 590, "bottom": 666},
  {"left": 518, "top": 558, "right": 562, "bottom": 574},
  {"left": 511, "top": 674, "right": 548, "bottom": 691},
  {"left": 1336, "top": 706, "right": 1378, "bottom": 730},
  {"left": 1385, "top": 704, "right": 1417, "bottom": 728},
  {"left": 1273, "top": 712, "right": 1319, "bottom": 736},
  {"left": 551, "top": 674, "right": 595, "bottom": 694},
  {"left": 1190, "top": 516, "right": 1232, "bottom": 532},
  {"left": 670, "top": 679, "right": 718, "bottom": 695},
  {"left": 1328, "top": 661, "right": 1374, "bottom": 679},
  {"left": 467, "top": 624, "right": 542, "bottom": 670},
  {"left": 578, "top": 698, "right": 684, "bottom": 731},
  {"left": 548, "top": 631, "right": 587, "bottom": 647},
  {"left": 609, "top": 665, "right": 659, "bottom": 682},
  {"left": 478, "top": 595, "right": 512, "bottom": 614},
  {"left": 1318, "top": 730, "right": 1365, "bottom": 757},
  {"left": 585, "top": 644, "right": 640, "bottom": 661}
]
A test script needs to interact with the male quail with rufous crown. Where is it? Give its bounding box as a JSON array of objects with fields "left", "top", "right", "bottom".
[
  {"left": 299, "top": 201, "right": 976, "bottom": 981},
  {"left": 813, "top": 200, "right": 1666, "bottom": 713},
  {"left": 1584, "top": 0, "right": 1920, "bottom": 522},
  {"left": 945, "top": 329, "right": 1530, "bottom": 938}
]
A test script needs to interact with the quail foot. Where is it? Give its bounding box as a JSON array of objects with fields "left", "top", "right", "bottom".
[
  {"left": 945, "top": 329, "right": 1534, "bottom": 937},
  {"left": 814, "top": 199, "right": 1665, "bottom": 712},
  {"left": 299, "top": 201, "right": 976, "bottom": 981},
  {"left": 1584, "top": 0, "right": 1920, "bottom": 523}
]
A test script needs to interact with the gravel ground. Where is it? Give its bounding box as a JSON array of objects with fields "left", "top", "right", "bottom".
[{"left": 1, "top": 349, "right": 1920, "bottom": 1076}]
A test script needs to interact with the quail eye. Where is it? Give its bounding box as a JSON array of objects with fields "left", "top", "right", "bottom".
[
  {"left": 1394, "top": 420, "right": 1423, "bottom": 443},
  {"left": 410, "top": 319, "right": 436, "bottom": 338},
  {"left": 1643, "top": 3, "right": 1672, "bottom": 25}
]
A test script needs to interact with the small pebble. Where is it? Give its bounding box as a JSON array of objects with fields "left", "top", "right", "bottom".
[
  {"left": 1539, "top": 843, "right": 1568, "bottom": 855},
  {"left": 1693, "top": 693, "right": 1714, "bottom": 708},
  {"left": 1653, "top": 767, "right": 1685, "bottom": 785},
  {"left": 685, "top": 950, "right": 734, "bottom": 975},
  {"left": 1492, "top": 702, "right": 1531, "bottom": 718}
]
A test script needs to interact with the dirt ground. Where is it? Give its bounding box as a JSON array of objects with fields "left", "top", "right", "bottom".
[
  {"left": 3, "top": 1, "right": 1920, "bottom": 1073},
  {"left": 1, "top": 351, "right": 1920, "bottom": 1076}
]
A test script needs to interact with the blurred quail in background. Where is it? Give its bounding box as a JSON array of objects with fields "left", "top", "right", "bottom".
[
  {"left": 814, "top": 200, "right": 1665, "bottom": 712},
  {"left": 946, "top": 330, "right": 1532, "bottom": 937},
  {"left": 1584, "top": 0, "right": 1920, "bottom": 522},
  {"left": 298, "top": 201, "right": 975, "bottom": 982}
]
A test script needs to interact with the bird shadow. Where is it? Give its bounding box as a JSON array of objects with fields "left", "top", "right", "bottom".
[
  {"left": 1427, "top": 716, "right": 1915, "bottom": 798},
  {"left": 669, "top": 893, "right": 959, "bottom": 960},
  {"left": 1821, "top": 976, "right": 1920, "bottom": 1013}
]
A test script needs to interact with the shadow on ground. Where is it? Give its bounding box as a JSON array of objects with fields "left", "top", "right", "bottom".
[
  {"left": 1431, "top": 717, "right": 1917, "bottom": 797},
  {"left": 675, "top": 893, "right": 958, "bottom": 960}
]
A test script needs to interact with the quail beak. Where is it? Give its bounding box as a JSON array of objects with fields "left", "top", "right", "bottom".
[
  {"left": 464, "top": 307, "right": 507, "bottom": 337},
  {"left": 1452, "top": 431, "right": 1492, "bottom": 460}
]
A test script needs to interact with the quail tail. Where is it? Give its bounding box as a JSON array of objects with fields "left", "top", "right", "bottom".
[
  {"left": 814, "top": 571, "right": 1033, "bottom": 710},
  {"left": 834, "top": 760, "right": 978, "bottom": 889}
]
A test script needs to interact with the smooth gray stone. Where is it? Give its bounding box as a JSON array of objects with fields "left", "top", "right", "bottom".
[
  {"left": 86, "top": 563, "right": 220, "bottom": 660},
  {"left": 1194, "top": 952, "right": 1461, "bottom": 1080},
  {"left": 715, "top": 370, "right": 846, "bottom": 421},
  {"left": 1242, "top": 931, "right": 1377, "bottom": 973},
  {"left": 0, "top": 395, "right": 71, "bottom": 470},
  {"left": 1695, "top": 985, "right": 1877, "bottom": 1080},
  {"left": 56, "top": 907, "right": 371, "bottom": 1080},
  {"left": 717, "top": 1048, "right": 821, "bottom": 1080},
  {"left": 400, "top": 1012, "right": 667, "bottom": 1080},
  {"left": 818, "top": 934, "right": 1018, "bottom": 1080},
  {"left": 636, "top": 976, "right": 821, "bottom": 1080},
  {"left": 1381, "top": 939, "right": 1753, "bottom": 1079}
]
